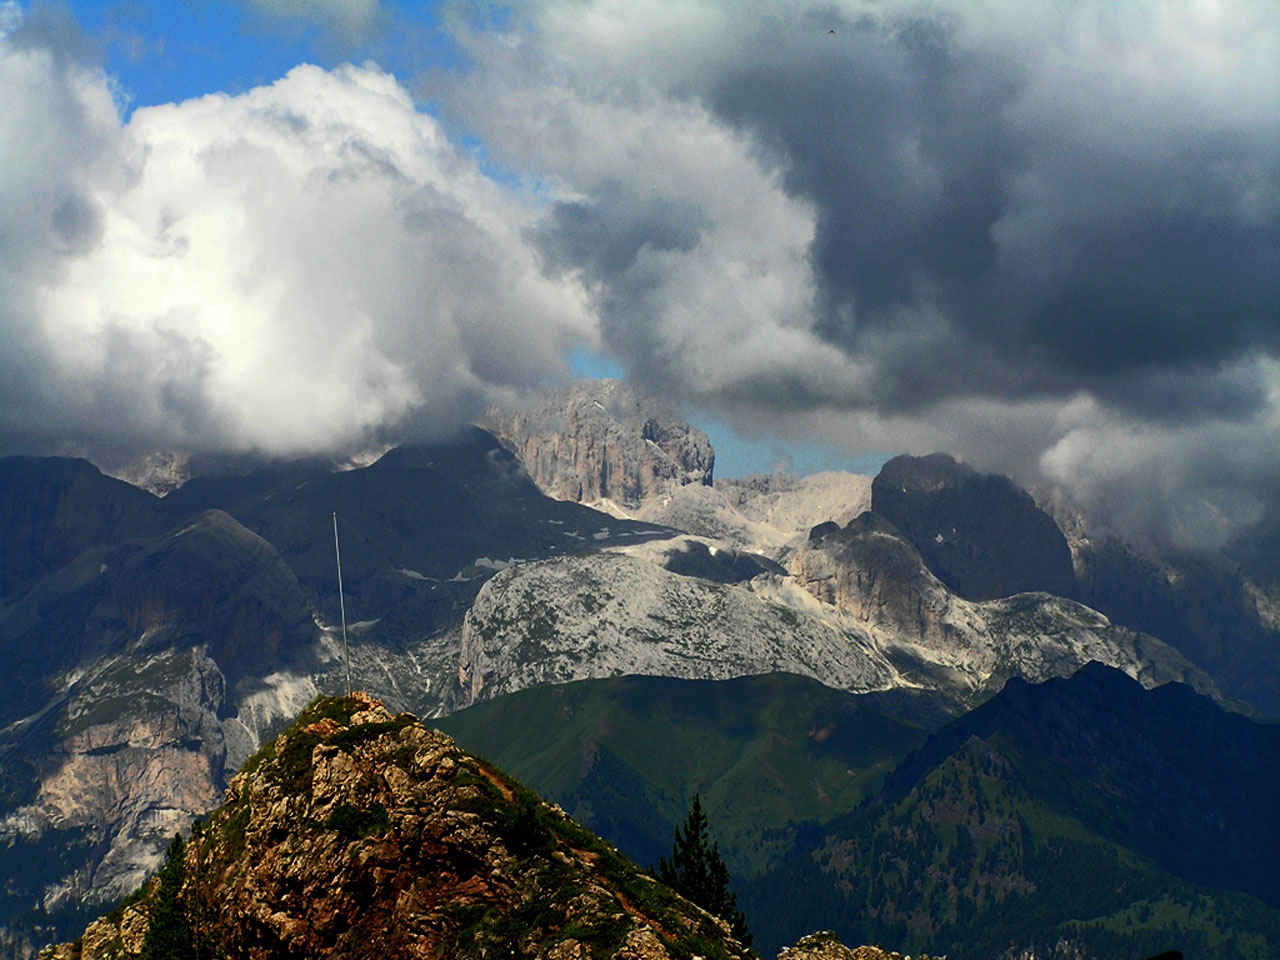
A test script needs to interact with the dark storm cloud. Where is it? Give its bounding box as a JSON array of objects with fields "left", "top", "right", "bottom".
[
  {"left": 694, "top": 8, "right": 1280, "bottom": 418},
  {"left": 443, "top": 0, "right": 1280, "bottom": 546},
  {"left": 534, "top": 182, "right": 707, "bottom": 278}
]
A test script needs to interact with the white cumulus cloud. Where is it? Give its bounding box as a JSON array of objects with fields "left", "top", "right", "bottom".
[{"left": 0, "top": 22, "right": 595, "bottom": 459}]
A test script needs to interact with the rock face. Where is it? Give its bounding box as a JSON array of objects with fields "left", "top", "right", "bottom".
[
  {"left": 872, "top": 454, "right": 1076, "bottom": 602},
  {"left": 789, "top": 513, "right": 1213, "bottom": 702},
  {"left": 457, "top": 529, "right": 1216, "bottom": 714},
  {"left": 1037, "top": 489, "right": 1280, "bottom": 717},
  {"left": 457, "top": 551, "right": 900, "bottom": 706},
  {"left": 482, "top": 380, "right": 714, "bottom": 510},
  {"left": 48, "top": 694, "right": 754, "bottom": 960}
]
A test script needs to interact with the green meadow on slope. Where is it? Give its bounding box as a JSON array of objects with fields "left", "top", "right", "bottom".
[{"left": 436, "top": 673, "right": 931, "bottom": 878}]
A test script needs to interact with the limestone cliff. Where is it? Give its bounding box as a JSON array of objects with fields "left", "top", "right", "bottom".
[
  {"left": 47, "top": 693, "right": 753, "bottom": 960},
  {"left": 482, "top": 380, "right": 713, "bottom": 511},
  {"left": 455, "top": 524, "right": 1219, "bottom": 714}
]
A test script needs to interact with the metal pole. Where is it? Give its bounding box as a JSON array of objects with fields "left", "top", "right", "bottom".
[{"left": 333, "top": 512, "right": 352, "bottom": 696}]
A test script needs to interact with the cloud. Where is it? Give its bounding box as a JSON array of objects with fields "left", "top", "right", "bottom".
[
  {"left": 0, "top": 13, "right": 594, "bottom": 459},
  {"left": 238, "top": 0, "right": 386, "bottom": 43},
  {"left": 439, "top": 0, "right": 1280, "bottom": 547}
]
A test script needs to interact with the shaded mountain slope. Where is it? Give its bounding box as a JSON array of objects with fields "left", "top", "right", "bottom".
[
  {"left": 1067, "top": 530, "right": 1280, "bottom": 717},
  {"left": 0, "top": 457, "right": 164, "bottom": 601},
  {"left": 740, "top": 666, "right": 1280, "bottom": 959},
  {"left": 162, "top": 428, "right": 674, "bottom": 634},
  {"left": 0, "top": 510, "right": 323, "bottom": 955},
  {"left": 436, "top": 674, "right": 931, "bottom": 878},
  {"left": 879, "top": 661, "right": 1280, "bottom": 905},
  {"left": 870, "top": 454, "right": 1076, "bottom": 602},
  {"left": 50, "top": 694, "right": 754, "bottom": 960}
]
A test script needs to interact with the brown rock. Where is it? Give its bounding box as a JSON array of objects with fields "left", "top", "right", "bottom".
[{"left": 54, "top": 696, "right": 752, "bottom": 960}]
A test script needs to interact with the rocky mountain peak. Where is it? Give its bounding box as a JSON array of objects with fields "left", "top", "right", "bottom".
[
  {"left": 481, "top": 380, "right": 714, "bottom": 510},
  {"left": 871, "top": 453, "right": 1076, "bottom": 602},
  {"left": 48, "top": 693, "right": 754, "bottom": 960}
]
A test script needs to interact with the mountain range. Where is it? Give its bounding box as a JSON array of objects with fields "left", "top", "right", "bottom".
[{"left": 2, "top": 378, "right": 1278, "bottom": 958}]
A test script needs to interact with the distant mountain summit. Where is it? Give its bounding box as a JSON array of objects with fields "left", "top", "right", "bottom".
[
  {"left": 482, "top": 379, "right": 714, "bottom": 511},
  {"left": 871, "top": 453, "right": 1077, "bottom": 601}
]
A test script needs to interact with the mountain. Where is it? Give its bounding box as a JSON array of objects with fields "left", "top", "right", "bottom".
[
  {"left": 870, "top": 454, "right": 1077, "bottom": 602},
  {"left": 0, "top": 508, "right": 319, "bottom": 947},
  {"left": 481, "top": 379, "right": 714, "bottom": 511},
  {"left": 5, "top": 381, "right": 1279, "bottom": 956},
  {"left": 741, "top": 665, "right": 1280, "bottom": 959},
  {"left": 436, "top": 674, "right": 933, "bottom": 879},
  {"left": 1039, "top": 489, "right": 1280, "bottom": 717},
  {"left": 0, "top": 432, "right": 674, "bottom": 957},
  {"left": 457, "top": 523, "right": 1215, "bottom": 715},
  {"left": 0, "top": 457, "right": 165, "bottom": 601},
  {"left": 46, "top": 693, "right": 755, "bottom": 960},
  {"left": 788, "top": 512, "right": 1212, "bottom": 703}
]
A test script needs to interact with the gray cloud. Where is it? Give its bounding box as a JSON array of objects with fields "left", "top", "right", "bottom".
[
  {"left": 237, "top": 0, "right": 386, "bottom": 44},
  {"left": 440, "top": 0, "right": 1280, "bottom": 547}
]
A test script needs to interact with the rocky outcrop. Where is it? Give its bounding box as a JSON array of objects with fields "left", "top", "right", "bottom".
[
  {"left": 789, "top": 512, "right": 1216, "bottom": 703},
  {"left": 456, "top": 528, "right": 1218, "bottom": 714},
  {"left": 778, "top": 932, "right": 941, "bottom": 960},
  {"left": 482, "top": 380, "right": 713, "bottom": 510},
  {"left": 48, "top": 694, "right": 754, "bottom": 960},
  {"left": 457, "top": 551, "right": 899, "bottom": 705},
  {"left": 872, "top": 454, "right": 1076, "bottom": 602}
]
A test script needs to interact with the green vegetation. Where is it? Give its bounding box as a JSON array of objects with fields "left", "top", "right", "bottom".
[
  {"left": 436, "top": 673, "right": 927, "bottom": 876},
  {"left": 140, "top": 834, "right": 193, "bottom": 960},
  {"left": 324, "top": 802, "right": 390, "bottom": 841},
  {"left": 658, "top": 795, "right": 751, "bottom": 947},
  {"left": 740, "top": 738, "right": 1280, "bottom": 958}
]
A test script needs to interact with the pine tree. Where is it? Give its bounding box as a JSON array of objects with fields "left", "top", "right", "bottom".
[
  {"left": 658, "top": 794, "right": 752, "bottom": 947},
  {"left": 141, "top": 833, "right": 195, "bottom": 960}
]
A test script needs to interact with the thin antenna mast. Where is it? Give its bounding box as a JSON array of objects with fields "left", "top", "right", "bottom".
[{"left": 333, "top": 512, "right": 352, "bottom": 696}]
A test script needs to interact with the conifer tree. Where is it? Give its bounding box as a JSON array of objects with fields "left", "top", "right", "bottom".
[
  {"left": 141, "top": 833, "right": 195, "bottom": 960},
  {"left": 658, "top": 794, "right": 752, "bottom": 947}
]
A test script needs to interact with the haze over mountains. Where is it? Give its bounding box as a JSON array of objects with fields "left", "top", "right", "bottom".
[{"left": 2, "top": 379, "right": 1278, "bottom": 959}]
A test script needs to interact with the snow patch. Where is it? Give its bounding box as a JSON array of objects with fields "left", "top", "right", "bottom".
[{"left": 396, "top": 568, "right": 437, "bottom": 581}]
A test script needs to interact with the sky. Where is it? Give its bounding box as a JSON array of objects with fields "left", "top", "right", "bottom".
[{"left": 1, "top": 0, "right": 1277, "bottom": 546}]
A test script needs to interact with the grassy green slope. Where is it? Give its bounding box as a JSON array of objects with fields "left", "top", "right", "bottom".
[
  {"left": 435, "top": 673, "right": 929, "bottom": 878},
  {"left": 740, "top": 667, "right": 1280, "bottom": 959}
]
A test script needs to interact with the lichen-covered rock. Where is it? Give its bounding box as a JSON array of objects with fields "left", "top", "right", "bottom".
[{"left": 50, "top": 693, "right": 752, "bottom": 960}]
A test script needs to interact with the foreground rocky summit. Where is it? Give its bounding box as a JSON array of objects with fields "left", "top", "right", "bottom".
[{"left": 47, "top": 693, "right": 754, "bottom": 960}]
